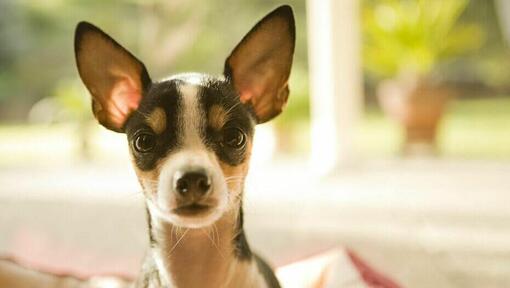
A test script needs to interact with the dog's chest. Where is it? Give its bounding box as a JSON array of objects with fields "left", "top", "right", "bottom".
[{"left": 134, "top": 255, "right": 272, "bottom": 288}]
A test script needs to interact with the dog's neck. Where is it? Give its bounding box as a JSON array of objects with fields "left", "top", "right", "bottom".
[{"left": 146, "top": 204, "right": 257, "bottom": 287}]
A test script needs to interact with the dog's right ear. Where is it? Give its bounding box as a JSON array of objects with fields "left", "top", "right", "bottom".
[
  {"left": 74, "top": 22, "right": 151, "bottom": 132},
  {"left": 224, "top": 5, "right": 295, "bottom": 124}
]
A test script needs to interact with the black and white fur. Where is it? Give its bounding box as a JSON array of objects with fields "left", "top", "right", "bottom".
[{"left": 74, "top": 5, "right": 294, "bottom": 288}]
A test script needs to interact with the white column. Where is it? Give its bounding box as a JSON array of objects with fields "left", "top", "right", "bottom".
[
  {"left": 496, "top": 0, "right": 510, "bottom": 46},
  {"left": 307, "top": 0, "right": 362, "bottom": 176}
]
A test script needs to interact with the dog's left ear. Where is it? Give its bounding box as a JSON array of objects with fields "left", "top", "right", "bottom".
[
  {"left": 74, "top": 22, "right": 151, "bottom": 132},
  {"left": 224, "top": 5, "right": 295, "bottom": 123}
]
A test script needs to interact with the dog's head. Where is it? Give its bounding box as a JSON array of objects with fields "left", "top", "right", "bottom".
[{"left": 74, "top": 6, "right": 295, "bottom": 228}]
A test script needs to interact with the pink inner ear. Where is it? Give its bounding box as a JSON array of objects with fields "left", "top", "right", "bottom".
[
  {"left": 239, "top": 90, "right": 253, "bottom": 104},
  {"left": 238, "top": 78, "right": 266, "bottom": 104},
  {"left": 106, "top": 77, "right": 142, "bottom": 129}
]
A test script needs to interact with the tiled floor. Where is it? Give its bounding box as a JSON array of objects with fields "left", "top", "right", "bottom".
[{"left": 1, "top": 158, "right": 509, "bottom": 287}]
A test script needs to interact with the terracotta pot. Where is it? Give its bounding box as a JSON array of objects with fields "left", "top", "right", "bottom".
[{"left": 377, "top": 77, "right": 452, "bottom": 155}]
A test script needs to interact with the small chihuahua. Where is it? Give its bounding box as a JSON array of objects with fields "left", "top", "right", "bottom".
[{"left": 75, "top": 5, "right": 294, "bottom": 288}]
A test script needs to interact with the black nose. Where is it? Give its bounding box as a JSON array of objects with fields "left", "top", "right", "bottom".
[{"left": 174, "top": 171, "right": 211, "bottom": 198}]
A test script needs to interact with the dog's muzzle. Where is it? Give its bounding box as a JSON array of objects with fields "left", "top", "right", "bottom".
[{"left": 151, "top": 150, "right": 228, "bottom": 228}]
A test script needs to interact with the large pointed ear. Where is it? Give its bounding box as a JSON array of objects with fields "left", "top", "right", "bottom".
[
  {"left": 224, "top": 5, "right": 295, "bottom": 123},
  {"left": 74, "top": 22, "right": 151, "bottom": 132}
]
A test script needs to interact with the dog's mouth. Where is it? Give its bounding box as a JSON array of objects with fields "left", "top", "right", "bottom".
[
  {"left": 147, "top": 199, "right": 223, "bottom": 228},
  {"left": 146, "top": 186, "right": 228, "bottom": 228},
  {"left": 172, "top": 203, "right": 212, "bottom": 216}
]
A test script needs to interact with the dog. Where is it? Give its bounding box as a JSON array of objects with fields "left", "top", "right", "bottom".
[{"left": 74, "top": 5, "right": 295, "bottom": 288}]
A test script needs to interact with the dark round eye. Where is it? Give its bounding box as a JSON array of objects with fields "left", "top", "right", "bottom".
[
  {"left": 134, "top": 133, "right": 156, "bottom": 153},
  {"left": 222, "top": 128, "right": 246, "bottom": 149}
]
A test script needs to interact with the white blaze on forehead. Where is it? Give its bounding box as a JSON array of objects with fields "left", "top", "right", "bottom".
[
  {"left": 162, "top": 72, "right": 208, "bottom": 85},
  {"left": 178, "top": 83, "right": 205, "bottom": 147}
]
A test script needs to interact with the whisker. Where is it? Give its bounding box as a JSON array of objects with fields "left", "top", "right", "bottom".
[
  {"left": 202, "top": 227, "right": 226, "bottom": 260},
  {"left": 225, "top": 101, "right": 242, "bottom": 117},
  {"left": 226, "top": 181, "right": 243, "bottom": 187},
  {"left": 230, "top": 229, "right": 242, "bottom": 242},
  {"left": 226, "top": 191, "right": 243, "bottom": 208},
  {"left": 171, "top": 225, "right": 176, "bottom": 243},
  {"left": 224, "top": 175, "right": 244, "bottom": 180},
  {"left": 213, "top": 224, "right": 220, "bottom": 247},
  {"left": 168, "top": 228, "right": 189, "bottom": 256}
]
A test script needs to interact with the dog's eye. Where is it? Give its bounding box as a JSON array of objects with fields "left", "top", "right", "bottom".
[
  {"left": 222, "top": 128, "right": 246, "bottom": 149},
  {"left": 134, "top": 133, "right": 156, "bottom": 153}
]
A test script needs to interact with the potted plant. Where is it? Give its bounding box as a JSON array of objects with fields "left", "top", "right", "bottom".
[{"left": 363, "top": 0, "right": 484, "bottom": 154}]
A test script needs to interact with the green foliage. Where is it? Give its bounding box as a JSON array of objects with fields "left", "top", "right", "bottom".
[
  {"left": 363, "top": 0, "right": 485, "bottom": 80},
  {"left": 52, "top": 79, "right": 91, "bottom": 122}
]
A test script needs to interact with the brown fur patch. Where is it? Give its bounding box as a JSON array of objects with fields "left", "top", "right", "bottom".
[
  {"left": 209, "top": 105, "right": 228, "bottom": 130},
  {"left": 130, "top": 155, "right": 162, "bottom": 196},
  {"left": 219, "top": 140, "right": 252, "bottom": 197},
  {"left": 146, "top": 107, "right": 166, "bottom": 134}
]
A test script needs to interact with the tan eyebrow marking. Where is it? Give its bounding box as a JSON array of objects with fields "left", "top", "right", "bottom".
[
  {"left": 209, "top": 105, "right": 228, "bottom": 130},
  {"left": 146, "top": 107, "right": 166, "bottom": 134}
]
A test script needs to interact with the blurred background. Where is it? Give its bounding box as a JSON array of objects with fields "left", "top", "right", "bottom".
[{"left": 0, "top": 0, "right": 509, "bottom": 287}]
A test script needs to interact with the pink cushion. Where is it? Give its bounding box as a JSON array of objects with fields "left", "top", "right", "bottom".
[{"left": 276, "top": 248, "right": 401, "bottom": 288}]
